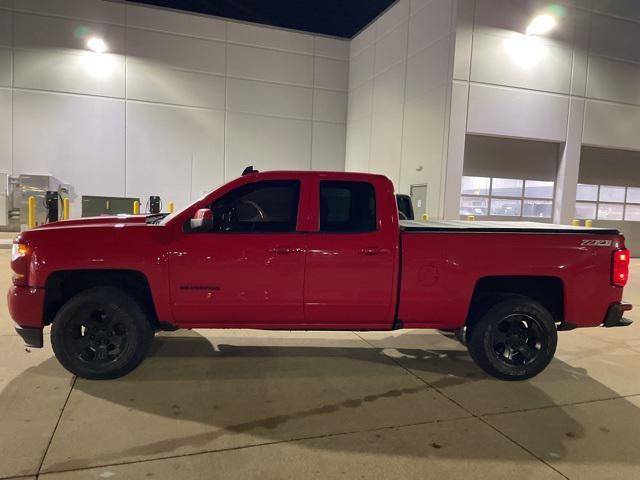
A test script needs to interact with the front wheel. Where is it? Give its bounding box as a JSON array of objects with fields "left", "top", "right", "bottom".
[
  {"left": 467, "top": 297, "right": 557, "bottom": 381},
  {"left": 51, "top": 287, "right": 153, "bottom": 380}
]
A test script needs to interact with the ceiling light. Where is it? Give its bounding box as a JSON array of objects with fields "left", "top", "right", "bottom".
[
  {"left": 87, "top": 37, "right": 107, "bottom": 54},
  {"left": 526, "top": 14, "right": 556, "bottom": 36}
]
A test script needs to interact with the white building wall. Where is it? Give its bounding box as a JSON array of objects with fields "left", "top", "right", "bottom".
[
  {"left": 345, "top": 0, "right": 456, "bottom": 218},
  {"left": 0, "top": 0, "right": 349, "bottom": 217},
  {"left": 444, "top": 0, "right": 640, "bottom": 224}
]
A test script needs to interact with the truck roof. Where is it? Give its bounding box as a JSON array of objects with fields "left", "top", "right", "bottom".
[{"left": 400, "top": 219, "right": 619, "bottom": 235}]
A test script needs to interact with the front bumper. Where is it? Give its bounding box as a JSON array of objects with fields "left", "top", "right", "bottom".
[
  {"left": 603, "top": 302, "right": 633, "bottom": 328},
  {"left": 8, "top": 285, "right": 45, "bottom": 348}
]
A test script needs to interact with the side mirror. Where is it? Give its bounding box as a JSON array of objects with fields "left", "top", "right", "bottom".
[{"left": 190, "top": 208, "right": 213, "bottom": 231}]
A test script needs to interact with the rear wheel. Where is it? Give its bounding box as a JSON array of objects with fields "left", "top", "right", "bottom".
[
  {"left": 51, "top": 287, "right": 153, "bottom": 380},
  {"left": 467, "top": 297, "right": 557, "bottom": 381}
]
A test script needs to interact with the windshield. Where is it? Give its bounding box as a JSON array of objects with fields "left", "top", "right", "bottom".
[{"left": 158, "top": 190, "right": 214, "bottom": 226}]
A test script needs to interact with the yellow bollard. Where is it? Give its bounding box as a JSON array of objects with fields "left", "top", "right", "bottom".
[
  {"left": 62, "top": 198, "right": 70, "bottom": 220},
  {"left": 421, "top": 213, "right": 429, "bottom": 221},
  {"left": 585, "top": 219, "right": 593, "bottom": 228},
  {"left": 571, "top": 219, "right": 580, "bottom": 226},
  {"left": 467, "top": 215, "right": 475, "bottom": 221},
  {"left": 27, "top": 196, "right": 36, "bottom": 228},
  {"left": 168, "top": 202, "right": 175, "bottom": 214},
  {"left": 133, "top": 200, "right": 140, "bottom": 215}
]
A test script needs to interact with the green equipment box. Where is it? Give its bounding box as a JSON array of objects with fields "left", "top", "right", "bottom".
[{"left": 81, "top": 196, "right": 140, "bottom": 217}]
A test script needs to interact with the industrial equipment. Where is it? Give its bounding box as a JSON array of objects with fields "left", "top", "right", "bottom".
[
  {"left": 2, "top": 175, "right": 70, "bottom": 230},
  {"left": 45, "top": 191, "right": 59, "bottom": 223},
  {"left": 148, "top": 196, "right": 161, "bottom": 214}
]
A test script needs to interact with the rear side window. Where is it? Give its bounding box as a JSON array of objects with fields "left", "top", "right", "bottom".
[
  {"left": 210, "top": 180, "right": 300, "bottom": 233},
  {"left": 320, "top": 181, "right": 376, "bottom": 232}
]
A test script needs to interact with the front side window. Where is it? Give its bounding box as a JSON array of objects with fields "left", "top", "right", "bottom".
[
  {"left": 210, "top": 180, "right": 300, "bottom": 233},
  {"left": 320, "top": 181, "right": 376, "bottom": 232}
]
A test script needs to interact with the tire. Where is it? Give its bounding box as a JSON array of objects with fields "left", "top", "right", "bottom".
[
  {"left": 51, "top": 286, "right": 153, "bottom": 380},
  {"left": 467, "top": 297, "right": 557, "bottom": 381}
]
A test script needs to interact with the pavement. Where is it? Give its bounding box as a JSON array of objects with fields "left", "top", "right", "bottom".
[{"left": 1, "top": 250, "right": 639, "bottom": 479}]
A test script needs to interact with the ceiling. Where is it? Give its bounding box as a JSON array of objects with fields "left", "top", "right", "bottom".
[{"left": 127, "top": 0, "right": 397, "bottom": 38}]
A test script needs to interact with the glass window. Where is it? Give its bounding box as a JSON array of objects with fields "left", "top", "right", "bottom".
[
  {"left": 576, "top": 184, "right": 598, "bottom": 201},
  {"left": 491, "top": 178, "right": 523, "bottom": 197},
  {"left": 575, "top": 202, "right": 597, "bottom": 220},
  {"left": 523, "top": 199, "right": 552, "bottom": 218},
  {"left": 461, "top": 176, "right": 490, "bottom": 196},
  {"left": 597, "top": 203, "right": 624, "bottom": 221},
  {"left": 625, "top": 204, "right": 640, "bottom": 221},
  {"left": 627, "top": 187, "right": 640, "bottom": 204},
  {"left": 320, "top": 181, "right": 376, "bottom": 232},
  {"left": 490, "top": 198, "right": 522, "bottom": 216},
  {"left": 209, "top": 180, "right": 300, "bottom": 233},
  {"left": 599, "top": 185, "right": 626, "bottom": 203},
  {"left": 460, "top": 196, "right": 489, "bottom": 216},
  {"left": 524, "top": 180, "right": 554, "bottom": 199}
]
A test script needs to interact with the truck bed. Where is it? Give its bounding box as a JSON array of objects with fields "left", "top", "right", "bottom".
[{"left": 400, "top": 219, "right": 619, "bottom": 235}]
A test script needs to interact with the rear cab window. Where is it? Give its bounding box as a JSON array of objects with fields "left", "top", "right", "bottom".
[{"left": 320, "top": 181, "right": 376, "bottom": 232}]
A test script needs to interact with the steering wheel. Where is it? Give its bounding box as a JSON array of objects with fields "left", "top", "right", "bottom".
[{"left": 237, "top": 200, "right": 266, "bottom": 222}]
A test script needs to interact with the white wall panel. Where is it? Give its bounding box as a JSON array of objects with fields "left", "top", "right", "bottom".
[
  {"left": 406, "top": 35, "right": 450, "bottom": 101},
  {"left": 13, "top": 90, "right": 125, "bottom": 217},
  {"left": 227, "top": 78, "right": 312, "bottom": 119},
  {"left": 127, "top": 60, "right": 225, "bottom": 109},
  {"left": 15, "top": 0, "right": 125, "bottom": 25},
  {"left": 348, "top": 45, "right": 374, "bottom": 90},
  {"left": 0, "top": 10, "right": 11, "bottom": 47},
  {"left": 467, "top": 84, "right": 568, "bottom": 142},
  {"left": 314, "top": 57, "right": 348, "bottom": 91},
  {"left": 227, "top": 22, "right": 313, "bottom": 54},
  {"left": 587, "top": 56, "right": 640, "bottom": 106},
  {"left": 126, "top": 4, "right": 225, "bottom": 41},
  {"left": 126, "top": 102, "right": 224, "bottom": 207},
  {"left": 314, "top": 37, "right": 349, "bottom": 60},
  {"left": 583, "top": 100, "right": 640, "bottom": 151},
  {"left": 373, "top": 62, "right": 406, "bottom": 114},
  {"left": 374, "top": 21, "right": 408, "bottom": 75},
  {"left": 227, "top": 44, "right": 313, "bottom": 86},
  {"left": 0, "top": 88, "right": 11, "bottom": 174},
  {"left": 470, "top": 32, "right": 572, "bottom": 94},
  {"left": 374, "top": 0, "right": 409, "bottom": 39},
  {"left": 347, "top": 80, "right": 373, "bottom": 124},
  {"left": 225, "top": 112, "right": 311, "bottom": 175},
  {"left": 312, "top": 122, "right": 346, "bottom": 171},
  {"left": 127, "top": 28, "right": 225, "bottom": 74},
  {"left": 313, "top": 89, "right": 347, "bottom": 123},
  {"left": 400, "top": 88, "right": 448, "bottom": 202},
  {"left": 14, "top": 49, "right": 125, "bottom": 97},
  {"left": 592, "top": 0, "right": 640, "bottom": 21},
  {"left": 14, "top": 13, "right": 125, "bottom": 54},
  {"left": 370, "top": 107, "right": 403, "bottom": 187},
  {"left": 408, "top": 0, "right": 453, "bottom": 56},
  {"left": 590, "top": 14, "right": 640, "bottom": 63},
  {"left": 0, "top": 48, "right": 10, "bottom": 87},
  {"left": 345, "top": 116, "right": 371, "bottom": 172}
]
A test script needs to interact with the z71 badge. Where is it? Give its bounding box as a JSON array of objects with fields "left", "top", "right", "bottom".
[{"left": 581, "top": 239, "right": 612, "bottom": 247}]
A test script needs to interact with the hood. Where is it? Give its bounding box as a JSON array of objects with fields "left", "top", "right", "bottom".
[{"left": 35, "top": 215, "right": 148, "bottom": 230}]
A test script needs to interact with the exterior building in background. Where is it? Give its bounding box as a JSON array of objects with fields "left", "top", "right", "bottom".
[
  {"left": 0, "top": 0, "right": 349, "bottom": 218},
  {"left": 345, "top": 0, "right": 640, "bottom": 250}
]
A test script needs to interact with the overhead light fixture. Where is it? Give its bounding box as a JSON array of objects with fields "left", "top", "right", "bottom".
[
  {"left": 86, "top": 37, "right": 107, "bottom": 54},
  {"left": 526, "top": 14, "right": 557, "bottom": 36}
]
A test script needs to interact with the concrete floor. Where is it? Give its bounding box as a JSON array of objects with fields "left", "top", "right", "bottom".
[{"left": 1, "top": 251, "right": 640, "bottom": 479}]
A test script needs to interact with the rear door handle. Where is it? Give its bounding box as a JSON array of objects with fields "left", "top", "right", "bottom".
[
  {"left": 270, "top": 246, "right": 301, "bottom": 254},
  {"left": 360, "top": 247, "right": 390, "bottom": 255}
]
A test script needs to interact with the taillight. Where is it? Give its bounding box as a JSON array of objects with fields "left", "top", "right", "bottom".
[
  {"left": 11, "top": 243, "right": 30, "bottom": 286},
  {"left": 612, "top": 248, "right": 630, "bottom": 287}
]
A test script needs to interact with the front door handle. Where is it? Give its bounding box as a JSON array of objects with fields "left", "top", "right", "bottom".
[
  {"left": 360, "top": 247, "right": 390, "bottom": 255},
  {"left": 270, "top": 246, "right": 302, "bottom": 254}
]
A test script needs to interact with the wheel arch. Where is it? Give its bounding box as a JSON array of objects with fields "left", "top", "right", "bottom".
[
  {"left": 43, "top": 269, "right": 159, "bottom": 328},
  {"left": 466, "top": 276, "right": 565, "bottom": 329}
]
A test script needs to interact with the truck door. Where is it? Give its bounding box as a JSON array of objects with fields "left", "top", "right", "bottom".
[
  {"left": 168, "top": 179, "right": 306, "bottom": 326},
  {"left": 304, "top": 179, "right": 398, "bottom": 328}
]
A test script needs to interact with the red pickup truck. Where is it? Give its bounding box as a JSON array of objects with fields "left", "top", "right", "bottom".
[{"left": 8, "top": 170, "right": 632, "bottom": 381}]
